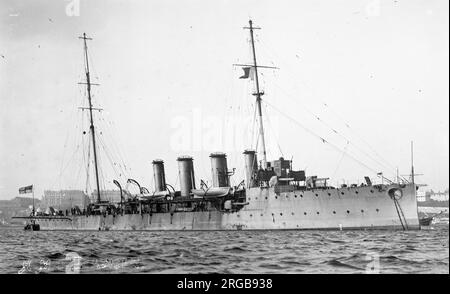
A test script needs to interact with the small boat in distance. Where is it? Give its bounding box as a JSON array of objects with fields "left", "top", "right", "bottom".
[
  {"left": 419, "top": 211, "right": 446, "bottom": 226},
  {"left": 24, "top": 220, "right": 40, "bottom": 231},
  {"left": 12, "top": 185, "right": 41, "bottom": 231},
  {"left": 419, "top": 216, "right": 434, "bottom": 226}
]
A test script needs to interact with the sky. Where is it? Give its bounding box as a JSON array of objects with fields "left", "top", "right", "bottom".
[{"left": 0, "top": 0, "right": 448, "bottom": 200}]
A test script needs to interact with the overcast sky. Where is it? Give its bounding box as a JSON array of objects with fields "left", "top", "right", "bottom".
[{"left": 0, "top": 0, "right": 448, "bottom": 200}]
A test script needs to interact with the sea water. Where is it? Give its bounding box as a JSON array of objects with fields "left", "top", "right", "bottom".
[{"left": 0, "top": 225, "right": 448, "bottom": 274}]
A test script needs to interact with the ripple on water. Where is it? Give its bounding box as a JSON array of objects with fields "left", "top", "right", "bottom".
[
  {"left": 0, "top": 226, "right": 448, "bottom": 274},
  {"left": 326, "top": 259, "right": 364, "bottom": 271},
  {"left": 223, "top": 246, "right": 249, "bottom": 253}
]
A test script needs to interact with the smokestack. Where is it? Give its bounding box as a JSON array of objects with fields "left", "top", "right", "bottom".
[
  {"left": 177, "top": 156, "right": 196, "bottom": 197},
  {"left": 210, "top": 152, "right": 229, "bottom": 187},
  {"left": 152, "top": 159, "right": 166, "bottom": 192},
  {"left": 243, "top": 149, "right": 258, "bottom": 188}
]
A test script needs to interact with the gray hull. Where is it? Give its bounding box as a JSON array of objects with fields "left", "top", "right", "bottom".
[{"left": 36, "top": 183, "right": 420, "bottom": 231}]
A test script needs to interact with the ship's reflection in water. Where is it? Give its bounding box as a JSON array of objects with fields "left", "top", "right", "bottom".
[{"left": 0, "top": 226, "right": 448, "bottom": 274}]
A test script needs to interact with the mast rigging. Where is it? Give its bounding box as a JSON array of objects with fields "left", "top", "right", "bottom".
[
  {"left": 245, "top": 20, "right": 268, "bottom": 169},
  {"left": 79, "top": 33, "right": 102, "bottom": 203}
]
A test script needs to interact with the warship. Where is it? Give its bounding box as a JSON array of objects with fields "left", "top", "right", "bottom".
[{"left": 19, "top": 20, "right": 420, "bottom": 231}]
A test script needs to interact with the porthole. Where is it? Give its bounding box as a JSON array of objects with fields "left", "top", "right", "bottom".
[
  {"left": 280, "top": 213, "right": 283, "bottom": 216},
  {"left": 370, "top": 190, "right": 374, "bottom": 193},
  {"left": 248, "top": 197, "right": 251, "bottom": 200},
  {"left": 355, "top": 191, "right": 359, "bottom": 194},
  {"left": 291, "top": 212, "right": 295, "bottom": 215},
  {"left": 328, "top": 193, "right": 331, "bottom": 196},
  {"left": 346, "top": 210, "right": 350, "bottom": 214},
  {"left": 333, "top": 211, "right": 336, "bottom": 214},
  {"left": 376, "top": 208, "right": 379, "bottom": 212},
  {"left": 304, "top": 212, "right": 307, "bottom": 215},
  {"left": 255, "top": 197, "right": 258, "bottom": 200},
  {"left": 341, "top": 192, "right": 345, "bottom": 195},
  {"left": 315, "top": 193, "right": 319, "bottom": 197},
  {"left": 316, "top": 212, "right": 320, "bottom": 215},
  {"left": 265, "top": 197, "right": 268, "bottom": 200},
  {"left": 294, "top": 195, "right": 298, "bottom": 198},
  {"left": 286, "top": 195, "right": 289, "bottom": 198},
  {"left": 275, "top": 196, "right": 278, "bottom": 199},
  {"left": 361, "top": 209, "right": 364, "bottom": 213},
  {"left": 250, "top": 214, "right": 253, "bottom": 217},
  {"left": 260, "top": 214, "right": 263, "bottom": 216},
  {"left": 300, "top": 194, "right": 303, "bottom": 198}
]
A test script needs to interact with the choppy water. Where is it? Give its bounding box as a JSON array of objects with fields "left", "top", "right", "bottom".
[{"left": 0, "top": 226, "right": 448, "bottom": 274}]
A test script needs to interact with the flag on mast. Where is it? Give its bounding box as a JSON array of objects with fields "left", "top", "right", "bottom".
[
  {"left": 239, "top": 67, "right": 255, "bottom": 80},
  {"left": 19, "top": 185, "right": 33, "bottom": 194}
]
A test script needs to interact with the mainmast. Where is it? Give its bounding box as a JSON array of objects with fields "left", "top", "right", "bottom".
[
  {"left": 245, "top": 20, "right": 268, "bottom": 169},
  {"left": 79, "top": 33, "right": 101, "bottom": 203}
]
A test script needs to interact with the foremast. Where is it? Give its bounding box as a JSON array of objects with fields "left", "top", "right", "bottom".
[
  {"left": 79, "top": 33, "right": 101, "bottom": 203},
  {"left": 245, "top": 20, "right": 268, "bottom": 169}
]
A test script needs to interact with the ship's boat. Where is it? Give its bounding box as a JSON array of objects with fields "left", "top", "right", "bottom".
[
  {"left": 419, "top": 216, "right": 433, "bottom": 226},
  {"left": 192, "top": 187, "right": 231, "bottom": 198},
  {"left": 27, "top": 20, "right": 421, "bottom": 231},
  {"left": 420, "top": 211, "right": 446, "bottom": 226},
  {"left": 139, "top": 191, "right": 170, "bottom": 201},
  {"left": 24, "top": 222, "right": 40, "bottom": 231}
]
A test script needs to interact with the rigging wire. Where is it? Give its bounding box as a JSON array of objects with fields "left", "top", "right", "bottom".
[
  {"left": 85, "top": 41, "right": 134, "bottom": 190},
  {"left": 331, "top": 140, "right": 350, "bottom": 179},
  {"left": 257, "top": 38, "right": 398, "bottom": 174},
  {"left": 96, "top": 130, "right": 127, "bottom": 182},
  {"left": 84, "top": 128, "right": 92, "bottom": 193},
  {"left": 100, "top": 112, "right": 131, "bottom": 177},
  {"left": 50, "top": 37, "right": 134, "bottom": 199},
  {"left": 269, "top": 80, "right": 396, "bottom": 175},
  {"left": 53, "top": 81, "right": 85, "bottom": 190},
  {"left": 255, "top": 40, "right": 396, "bottom": 175},
  {"left": 223, "top": 65, "right": 242, "bottom": 174},
  {"left": 263, "top": 100, "right": 385, "bottom": 176},
  {"left": 263, "top": 103, "right": 284, "bottom": 158},
  {"left": 321, "top": 102, "right": 398, "bottom": 172},
  {"left": 223, "top": 65, "right": 236, "bottom": 138},
  {"left": 96, "top": 116, "right": 128, "bottom": 179},
  {"left": 250, "top": 98, "right": 258, "bottom": 150},
  {"left": 56, "top": 99, "right": 86, "bottom": 189}
]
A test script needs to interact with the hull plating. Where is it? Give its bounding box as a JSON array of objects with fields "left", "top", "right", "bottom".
[{"left": 36, "top": 184, "right": 420, "bottom": 231}]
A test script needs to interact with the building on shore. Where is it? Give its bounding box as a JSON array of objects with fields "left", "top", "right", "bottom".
[
  {"left": 417, "top": 189, "right": 449, "bottom": 208},
  {"left": 0, "top": 197, "right": 41, "bottom": 224},
  {"left": 0, "top": 196, "right": 40, "bottom": 211},
  {"left": 42, "top": 190, "right": 90, "bottom": 210},
  {"left": 40, "top": 189, "right": 133, "bottom": 211},
  {"left": 428, "top": 189, "right": 449, "bottom": 202},
  {"left": 417, "top": 190, "right": 427, "bottom": 202},
  {"left": 89, "top": 190, "right": 132, "bottom": 204}
]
